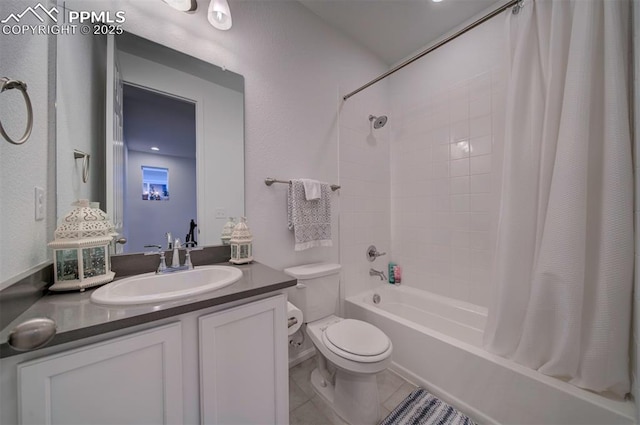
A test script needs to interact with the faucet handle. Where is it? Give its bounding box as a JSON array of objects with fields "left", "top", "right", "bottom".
[
  {"left": 144, "top": 244, "right": 162, "bottom": 254},
  {"left": 367, "top": 245, "right": 387, "bottom": 262},
  {"left": 183, "top": 243, "right": 202, "bottom": 270},
  {"left": 144, "top": 245, "right": 167, "bottom": 273}
]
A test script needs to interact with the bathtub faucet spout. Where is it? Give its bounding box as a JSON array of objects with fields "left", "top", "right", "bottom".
[{"left": 369, "top": 268, "right": 387, "bottom": 281}]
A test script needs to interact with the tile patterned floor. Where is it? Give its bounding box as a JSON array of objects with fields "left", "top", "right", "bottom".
[{"left": 289, "top": 356, "right": 418, "bottom": 425}]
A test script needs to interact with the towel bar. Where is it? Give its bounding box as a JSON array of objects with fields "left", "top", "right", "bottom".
[{"left": 265, "top": 177, "right": 340, "bottom": 192}]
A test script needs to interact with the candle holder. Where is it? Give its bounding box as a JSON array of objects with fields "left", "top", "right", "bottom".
[
  {"left": 229, "top": 217, "right": 253, "bottom": 264},
  {"left": 48, "top": 200, "right": 117, "bottom": 292}
]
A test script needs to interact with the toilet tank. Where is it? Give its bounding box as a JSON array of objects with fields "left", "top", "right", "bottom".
[{"left": 284, "top": 263, "right": 341, "bottom": 323}]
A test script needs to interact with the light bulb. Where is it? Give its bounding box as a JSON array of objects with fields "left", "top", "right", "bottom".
[
  {"left": 162, "top": 0, "right": 197, "bottom": 12},
  {"left": 208, "top": 0, "right": 232, "bottom": 30}
]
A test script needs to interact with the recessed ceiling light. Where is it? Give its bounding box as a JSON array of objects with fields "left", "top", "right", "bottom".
[
  {"left": 151, "top": 147, "right": 160, "bottom": 151},
  {"left": 162, "top": 0, "right": 197, "bottom": 12},
  {"left": 432, "top": 0, "right": 444, "bottom": 2}
]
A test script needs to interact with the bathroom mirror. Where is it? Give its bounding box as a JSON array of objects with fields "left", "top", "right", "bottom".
[{"left": 56, "top": 31, "right": 245, "bottom": 254}]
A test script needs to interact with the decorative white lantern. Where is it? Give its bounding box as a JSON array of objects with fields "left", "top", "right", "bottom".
[
  {"left": 229, "top": 217, "right": 253, "bottom": 264},
  {"left": 48, "top": 200, "right": 117, "bottom": 292},
  {"left": 220, "top": 217, "right": 236, "bottom": 245}
]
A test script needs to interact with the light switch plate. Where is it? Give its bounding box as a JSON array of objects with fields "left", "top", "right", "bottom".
[
  {"left": 35, "top": 187, "right": 45, "bottom": 221},
  {"left": 214, "top": 208, "right": 226, "bottom": 219}
]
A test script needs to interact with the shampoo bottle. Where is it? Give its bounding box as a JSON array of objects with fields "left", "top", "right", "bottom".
[{"left": 393, "top": 265, "right": 402, "bottom": 284}]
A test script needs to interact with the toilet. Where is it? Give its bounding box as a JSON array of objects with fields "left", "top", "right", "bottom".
[{"left": 285, "top": 263, "right": 392, "bottom": 425}]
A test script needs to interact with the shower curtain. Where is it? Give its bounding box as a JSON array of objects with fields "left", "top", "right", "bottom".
[{"left": 483, "top": 0, "right": 633, "bottom": 397}]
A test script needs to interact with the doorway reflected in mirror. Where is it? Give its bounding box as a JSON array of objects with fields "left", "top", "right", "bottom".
[{"left": 123, "top": 85, "right": 196, "bottom": 252}]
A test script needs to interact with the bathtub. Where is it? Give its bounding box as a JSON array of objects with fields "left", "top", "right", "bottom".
[{"left": 346, "top": 285, "right": 635, "bottom": 425}]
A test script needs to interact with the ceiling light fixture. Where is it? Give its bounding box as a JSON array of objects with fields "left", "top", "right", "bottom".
[
  {"left": 151, "top": 146, "right": 160, "bottom": 151},
  {"left": 432, "top": 0, "right": 444, "bottom": 2},
  {"left": 208, "top": 0, "right": 232, "bottom": 30},
  {"left": 162, "top": 0, "right": 198, "bottom": 12}
]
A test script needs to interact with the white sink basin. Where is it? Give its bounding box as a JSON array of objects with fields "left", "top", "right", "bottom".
[{"left": 91, "top": 265, "right": 243, "bottom": 306}]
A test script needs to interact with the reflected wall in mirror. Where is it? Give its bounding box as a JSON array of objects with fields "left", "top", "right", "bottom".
[{"left": 56, "top": 31, "right": 245, "bottom": 254}]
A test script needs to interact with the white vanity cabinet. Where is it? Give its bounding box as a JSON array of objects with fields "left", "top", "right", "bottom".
[
  {"left": 199, "top": 295, "right": 289, "bottom": 424},
  {"left": 8, "top": 293, "right": 289, "bottom": 425},
  {"left": 18, "top": 322, "right": 184, "bottom": 424}
]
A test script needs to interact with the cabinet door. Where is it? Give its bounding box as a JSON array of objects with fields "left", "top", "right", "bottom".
[
  {"left": 199, "top": 295, "right": 288, "bottom": 424},
  {"left": 18, "top": 322, "right": 183, "bottom": 425}
]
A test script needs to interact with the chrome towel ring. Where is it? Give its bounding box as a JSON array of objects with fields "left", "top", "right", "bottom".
[{"left": 0, "top": 77, "right": 33, "bottom": 145}]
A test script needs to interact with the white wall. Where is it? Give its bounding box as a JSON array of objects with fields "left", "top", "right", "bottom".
[
  {"left": 56, "top": 32, "right": 106, "bottom": 219},
  {"left": 125, "top": 151, "right": 197, "bottom": 253},
  {"left": 0, "top": 0, "right": 56, "bottom": 289},
  {"left": 388, "top": 15, "right": 506, "bottom": 307}
]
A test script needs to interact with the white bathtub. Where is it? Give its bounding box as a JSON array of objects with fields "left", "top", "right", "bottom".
[{"left": 346, "top": 285, "right": 635, "bottom": 425}]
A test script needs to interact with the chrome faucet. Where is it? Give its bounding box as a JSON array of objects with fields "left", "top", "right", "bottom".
[
  {"left": 144, "top": 238, "right": 202, "bottom": 274},
  {"left": 369, "top": 268, "right": 387, "bottom": 281},
  {"left": 171, "top": 238, "right": 182, "bottom": 268},
  {"left": 144, "top": 245, "right": 167, "bottom": 274},
  {"left": 184, "top": 241, "right": 202, "bottom": 270}
]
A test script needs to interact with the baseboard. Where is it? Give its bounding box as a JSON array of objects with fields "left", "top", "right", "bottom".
[
  {"left": 388, "top": 361, "right": 498, "bottom": 425},
  {"left": 289, "top": 346, "right": 316, "bottom": 368}
]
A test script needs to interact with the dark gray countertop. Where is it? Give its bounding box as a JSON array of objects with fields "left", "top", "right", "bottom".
[{"left": 0, "top": 261, "right": 296, "bottom": 358}]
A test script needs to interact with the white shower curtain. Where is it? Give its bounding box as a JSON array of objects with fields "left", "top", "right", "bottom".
[{"left": 483, "top": 0, "right": 633, "bottom": 397}]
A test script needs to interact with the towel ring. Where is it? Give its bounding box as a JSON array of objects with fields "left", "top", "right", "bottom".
[
  {"left": 0, "top": 77, "right": 33, "bottom": 145},
  {"left": 74, "top": 150, "right": 90, "bottom": 183}
]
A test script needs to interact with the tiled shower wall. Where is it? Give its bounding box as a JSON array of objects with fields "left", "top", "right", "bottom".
[
  {"left": 389, "top": 16, "right": 506, "bottom": 307},
  {"left": 338, "top": 86, "right": 391, "bottom": 300}
]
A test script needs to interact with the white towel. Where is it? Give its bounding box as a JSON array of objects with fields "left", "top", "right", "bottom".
[
  {"left": 287, "top": 180, "right": 333, "bottom": 251},
  {"left": 300, "top": 179, "right": 322, "bottom": 200}
]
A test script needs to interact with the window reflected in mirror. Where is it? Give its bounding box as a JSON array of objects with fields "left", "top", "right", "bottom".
[{"left": 142, "top": 166, "right": 169, "bottom": 201}]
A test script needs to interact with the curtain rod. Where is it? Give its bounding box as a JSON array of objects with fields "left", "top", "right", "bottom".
[{"left": 342, "top": 0, "right": 523, "bottom": 101}]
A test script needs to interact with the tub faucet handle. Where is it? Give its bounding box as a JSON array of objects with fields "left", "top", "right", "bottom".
[{"left": 367, "top": 245, "right": 386, "bottom": 262}]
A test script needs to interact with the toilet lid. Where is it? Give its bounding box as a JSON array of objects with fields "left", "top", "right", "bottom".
[{"left": 324, "top": 319, "right": 390, "bottom": 357}]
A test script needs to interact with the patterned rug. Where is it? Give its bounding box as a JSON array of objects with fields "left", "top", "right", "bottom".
[{"left": 380, "top": 388, "right": 477, "bottom": 425}]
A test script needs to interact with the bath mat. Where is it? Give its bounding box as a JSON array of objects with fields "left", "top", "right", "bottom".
[{"left": 380, "top": 388, "right": 477, "bottom": 425}]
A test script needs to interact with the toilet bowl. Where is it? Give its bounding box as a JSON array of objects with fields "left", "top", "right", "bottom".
[
  {"left": 306, "top": 315, "right": 392, "bottom": 425},
  {"left": 284, "top": 264, "right": 393, "bottom": 425}
]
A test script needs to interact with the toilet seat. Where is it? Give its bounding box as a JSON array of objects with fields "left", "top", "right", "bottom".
[
  {"left": 306, "top": 315, "right": 392, "bottom": 374},
  {"left": 322, "top": 319, "right": 392, "bottom": 363}
]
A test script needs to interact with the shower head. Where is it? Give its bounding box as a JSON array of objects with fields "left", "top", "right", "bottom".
[{"left": 369, "top": 115, "right": 388, "bottom": 129}]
